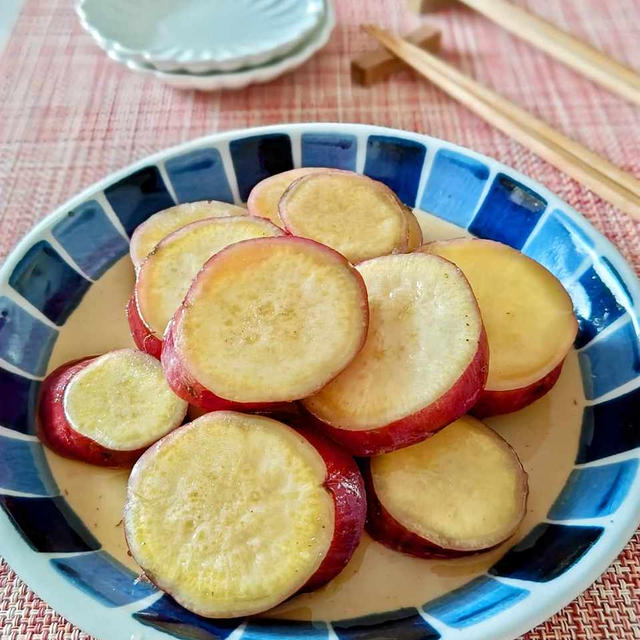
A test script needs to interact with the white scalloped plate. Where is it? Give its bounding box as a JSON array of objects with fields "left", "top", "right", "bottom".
[
  {"left": 77, "top": 0, "right": 326, "bottom": 73},
  {"left": 101, "top": 4, "right": 335, "bottom": 91}
]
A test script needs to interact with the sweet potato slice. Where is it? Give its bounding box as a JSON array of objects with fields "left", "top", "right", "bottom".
[
  {"left": 129, "top": 216, "right": 283, "bottom": 357},
  {"left": 279, "top": 172, "right": 409, "bottom": 263},
  {"left": 162, "top": 236, "right": 369, "bottom": 410},
  {"left": 38, "top": 349, "right": 187, "bottom": 466},
  {"left": 246, "top": 168, "right": 326, "bottom": 227},
  {"left": 124, "top": 411, "right": 365, "bottom": 617},
  {"left": 129, "top": 200, "right": 247, "bottom": 268},
  {"left": 302, "top": 253, "right": 488, "bottom": 456},
  {"left": 365, "top": 415, "right": 528, "bottom": 557},
  {"left": 419, "top": 239, "right": 578, "bottom": 416}
]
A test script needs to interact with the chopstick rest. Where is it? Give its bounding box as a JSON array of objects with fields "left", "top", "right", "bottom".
[{"left": 351, "top": 25, "right": 441, "bottom": 86}]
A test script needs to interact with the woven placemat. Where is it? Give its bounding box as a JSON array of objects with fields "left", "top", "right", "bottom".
[{"left": 0, "top": 0, "right": 638, "bottom": 638}]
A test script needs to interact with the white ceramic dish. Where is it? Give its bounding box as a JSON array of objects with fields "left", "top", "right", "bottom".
[
  {"left": 101, "top": 3, "right": 335, "bottom": 91},
  {"left": 76, "top": 0, "right": 325, "bottom": 73}
]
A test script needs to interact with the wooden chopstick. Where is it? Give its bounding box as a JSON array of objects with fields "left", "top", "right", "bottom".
[
  {"left": 364, "top": 25, "right": 640, "bottom": 221},
  {"left": 458, "top": 0, "right": 640, "bottom": 107}
]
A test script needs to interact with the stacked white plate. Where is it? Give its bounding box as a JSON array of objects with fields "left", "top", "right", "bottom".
[{"left": 76, "top": 0, "right": 334, "bottom": 90}]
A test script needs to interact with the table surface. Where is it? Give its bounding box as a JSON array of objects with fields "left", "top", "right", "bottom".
[{"left": 0, "top": 0, "right": 638, "bottom": 638}]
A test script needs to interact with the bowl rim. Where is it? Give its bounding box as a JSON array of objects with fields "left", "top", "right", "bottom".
[{"left": 1, "top": 122, "right": 638, "bottom": 640}]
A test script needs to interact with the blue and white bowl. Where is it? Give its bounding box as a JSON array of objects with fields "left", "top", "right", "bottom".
[{"left": 0, "top": 123, "right": 638, "bottom": 640}]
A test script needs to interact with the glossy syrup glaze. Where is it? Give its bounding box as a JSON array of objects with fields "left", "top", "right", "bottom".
[{"left": 44, "top": 212, "right": 585, "bottom": 620}]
